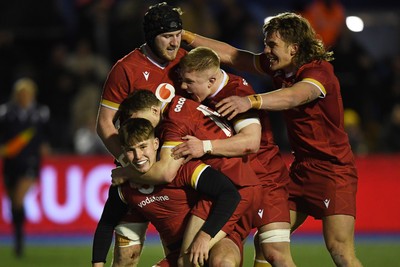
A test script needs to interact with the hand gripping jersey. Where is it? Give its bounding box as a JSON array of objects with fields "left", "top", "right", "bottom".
[
  {"left": 203, "top": 70, "right": 290, "bottom": 224},
  {"left": 159, "top": 96, "right": 261, "bottom": 187},
  {"left": 203, "top": 70, "right": 289, "bottom": 184}
]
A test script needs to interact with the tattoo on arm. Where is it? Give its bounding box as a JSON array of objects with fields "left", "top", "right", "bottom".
[{"left": 300, "top": 89, "right": 319, "bottom": 105}]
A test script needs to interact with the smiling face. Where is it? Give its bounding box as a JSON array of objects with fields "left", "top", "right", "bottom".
[
  {"left": 263, "top": 31, "right": 298, "bottom": 73},
  {"left": 123, "top": 137, "right": 159, "bottom": 173},
  {"left": 119, "top": 118, "right": 159, "bottom": 173},
  {"left": 152, "top": 30, "right": 182, "bottom": 63}
]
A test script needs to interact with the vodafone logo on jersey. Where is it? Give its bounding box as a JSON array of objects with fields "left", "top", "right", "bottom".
[
  {"left": 155, "top": 83, "right": 175, "bottom": 102},
  {"left": 137, "top": 195, "right": 170, "bottom": 208}
]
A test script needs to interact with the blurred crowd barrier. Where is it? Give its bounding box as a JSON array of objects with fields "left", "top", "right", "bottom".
[{"left": 0, "top": 153, "right": 399, "bottom": 237}]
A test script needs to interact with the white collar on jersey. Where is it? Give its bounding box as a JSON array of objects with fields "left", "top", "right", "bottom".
[{"left": 210, "top": 69, "right": 228, "bottom": 98}]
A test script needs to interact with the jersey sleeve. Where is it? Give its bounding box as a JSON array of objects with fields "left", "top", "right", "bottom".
[
  {"left": 101, "top": 62, "right": 131, "bottom": 110},
  {"left": 174, "top": 160, "right": 210, "bottom": 188},
  {"left": 298, "top": 62, "right": 332, "bottom": 97}
]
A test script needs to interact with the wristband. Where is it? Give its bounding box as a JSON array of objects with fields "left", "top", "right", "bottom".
[
  {"left": 118, "top": 153, "right": 129, "bottom": 167},
  {"left": 182, "top": 30, "right": 196, "bottom": 45},
  {"left": 202, "top": 140, "right": 213, "bottom": 154},
  {"left": 247, "top": 94, "right": 263, "bottom": 109}
]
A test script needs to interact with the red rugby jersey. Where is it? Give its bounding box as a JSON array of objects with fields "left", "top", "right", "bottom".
[
  {"left": 159, "top": 96, "right": 261, "bottom": 187},
  {"left": 100, "top": 45, "right": 187, "bottom": 110},
  {"left": 119, "top": 161, "right": 208, "bottom": 246},
  {"left": 257, "top": 55, "right": 353, "bottom": 163}
]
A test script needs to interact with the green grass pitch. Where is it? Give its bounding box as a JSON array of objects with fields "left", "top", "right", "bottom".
[{"left": 1, "top": 236, "right": 399, "bottom": 266}]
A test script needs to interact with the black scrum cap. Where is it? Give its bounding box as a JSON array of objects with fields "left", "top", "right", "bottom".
[{"left": 143, "top": 2, "right": 183, "bottom": 47}]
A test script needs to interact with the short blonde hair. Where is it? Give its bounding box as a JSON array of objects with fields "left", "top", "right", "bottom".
[{"left": 179, "top": 46, "right": 220, "bottom": 73}]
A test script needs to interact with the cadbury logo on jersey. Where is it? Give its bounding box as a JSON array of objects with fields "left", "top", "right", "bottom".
[
  {"left": 155, "top": 83, "right": 175, "bottom": 102},
  {"left": 174, "top": 97, "right": 187, "bottom": 112}
]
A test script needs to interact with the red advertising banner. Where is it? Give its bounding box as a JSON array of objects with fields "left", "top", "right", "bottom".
[{"left": 0, "top": 154, "right": 400, "bottom": 236}]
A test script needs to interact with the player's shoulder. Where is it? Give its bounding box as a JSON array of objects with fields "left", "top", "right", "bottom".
[
  {"left": 170, "top": 95, "right": 196, "bottom": 108},
  {"left": 297, "top": 60, "right": 335, "bottom": 82},
  {"left": 113, "top": 48, "right": 145, "bottom": 68},
  {"left": 165, "top": 95, "right": 199, "bottom": 116},
  {"left": 224, "top": 72, "right": 255, "bottom": 95},
  {"left": 300, "top": 60, "right": 333, "bottom": 73}
]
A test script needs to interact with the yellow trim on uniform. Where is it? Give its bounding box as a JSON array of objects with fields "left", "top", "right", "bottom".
[
  {"left": 302, "top": 78, "right": 326, "bottom": 95},
  {"left": 101, "top": 99, "right": 120, "bottom": 110},
  {"left": 161, "top": 141, "right": 183, "bottom": 149},
  {"left": 191, "top": 163, "right": 209, "bottom": 189}
]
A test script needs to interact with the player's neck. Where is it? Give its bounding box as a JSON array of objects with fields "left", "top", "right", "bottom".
[
  {"left": 211, "top": 69, "right": 227, "bottom": 96},
  {"left": 141, "top": 44, "right": 168, "bottom": 67}
]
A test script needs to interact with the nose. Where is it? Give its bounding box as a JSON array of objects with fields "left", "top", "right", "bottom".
[
  {"left": 180, "top": 82, "right": 188, "bottom": 90},
  {"left": 263, "top": 45, "right": 271, "bottom": 54},
  {"left": 171, "top": 36, "right": 180, "bottom": 46},
  {"left": 132, "top": 148, "right": 143, "bottom": 160}
]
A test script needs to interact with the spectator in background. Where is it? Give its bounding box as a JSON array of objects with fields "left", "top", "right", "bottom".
[
  {"left": 344, "top": 108, "right": 368, "bottom": 155},
  {"left": 0, "top": 78, "right": 51, "bottom": 257},
  {"left": 41, "top": 43, "right": 77, "bottom": 153},
  {"left": 64, "top": 38, "right": 110, "bottom": 86},
  {"left": 332, "top": 28, "right": 379, "bottom": 150},
  {"left": 71, "top": 84, "right": 108, "bottom": 155},
  {"left": 179, "top": 0, "right": 219, "bottom": 40},
  {"left": 213, "top": 0, "right": 254, "bottom": 46},
  {"left": 107, "top": 0, "right": 149, "bottom": 62},
  {"left": 299, "top": 0, "right": 345, "bottom": 49},
  {"left": 379, "top": 103, "right": 400, "bottom": 153}
]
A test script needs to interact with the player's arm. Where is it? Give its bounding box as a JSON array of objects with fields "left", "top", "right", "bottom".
[
  {"left": 111, "top": 146, "right": 184, "bottom": 186},
  {"left": 201, "top": 121, "right": 261, "bottom": 156},
  {"left": 96, "top": 106, "right": 128, "bottom": 165},
  {"left": 92, "top": 186, "right": 128, "bottom": 265},
  {"left": 171, "top": 121, "right": 261, "bottom": 161},
  {"left": 217, "top": 81, "right": 323, "bottom": 120},
  {"left": 185, "top": 166, "right": 241, "bottom": 266},
  {"left": 182, "top": 30, "right": 259, "bottom": 74},
  {"left": 96, "top": 106, "right": 121, "bottom": 157},
  {"left": 195, "top": 166, "right": 241, "bottom": 238}
]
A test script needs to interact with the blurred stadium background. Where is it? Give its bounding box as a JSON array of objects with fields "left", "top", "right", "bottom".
[{"left": 1, "top": 0, "right": 400, "bottom": 266}]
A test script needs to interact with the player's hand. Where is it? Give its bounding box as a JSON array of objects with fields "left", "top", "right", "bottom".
[
  {"left": 215, "top": 95, "right": 251, "bottom": 120},
  {"left": 111, "top": 166, "right": 130, "bottom": 186},
  {"left": 187, "top": 231, "right": 211, "bottom": 266},
  {"left": 171, "top": 136, "right": 204, "bottom": 163}
]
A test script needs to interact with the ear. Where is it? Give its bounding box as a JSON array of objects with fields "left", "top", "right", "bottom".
[
  {"left": 290, "top": 43, "right": 299, "bottom": 56},
  {"left": 154, "top": 137, "right": 160, "bottom": 150},
  {"left": 208, "top": 77, "right": 216, "bottom": 87},
  {"left": 150, "top": 105, "right": 159, "bottom": 115}
]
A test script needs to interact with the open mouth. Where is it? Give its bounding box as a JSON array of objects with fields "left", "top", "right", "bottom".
[{"left": 133, "top": 159, "right": 148, "bottom": 168}]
